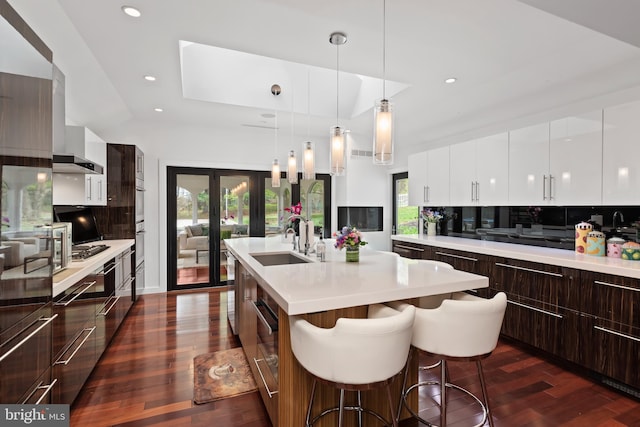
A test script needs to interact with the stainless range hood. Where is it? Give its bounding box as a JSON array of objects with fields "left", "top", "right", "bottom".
[
  {"left": 53, "top": 124, "right": 104, "bottom": 175},
  {"left": 52, "top": 153, "right": 103, "bottom": 174}
]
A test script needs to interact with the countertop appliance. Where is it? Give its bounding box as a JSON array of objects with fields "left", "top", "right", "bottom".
[
  {"left": 71, "top": 244, "right": 109, "bottom": 260},
  {"left": 50, "top": 222, "right": 72, "bottom": 273}
]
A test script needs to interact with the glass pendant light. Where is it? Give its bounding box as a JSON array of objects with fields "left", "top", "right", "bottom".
[
  {"left": 287, "top": 150, "right": 298, "bottom": 184},
  {"left": 373, "top": 0, "right": 394, "bottom": 165},
  {"left": 329, "top": 32, "right": 347, "bottom": 176},
  {"left": 302, "top": 70, "right": 315, "bottom": 181},
  {"left": 270, "top": 84, "right": 281, "bottom": 188},
  {"left": 302, "top": 141, "right": 315, "bottom": 180}
]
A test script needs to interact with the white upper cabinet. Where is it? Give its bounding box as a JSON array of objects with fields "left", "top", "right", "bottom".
[
  {"left": 549, "top": 110, "right": 603, "bottom": 205},
  {"left": 450, "top": 133, "right": 509, "bottom": 206},
  {"left": 408, "top": 151, "right": 427, "bottom": 206},
  {"left": 508, "top": 123, "right": 550, "bottom": 205},
  {"left": 408, "top": 146, "right": 449, "bottom": 207},
  {"left": 603, "top": 100, "right": 640, "bottom": 205},
  {"left": 53, "top": 127, "right": 107, "bottom": 206}
]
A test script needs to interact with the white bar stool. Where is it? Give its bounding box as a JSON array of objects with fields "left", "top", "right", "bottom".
[
  {"left": 289, "top": 303, "right": 415, "bottom": 427},
  {"left": 392, "top": 292, "right": 507, "bottom": 427}
]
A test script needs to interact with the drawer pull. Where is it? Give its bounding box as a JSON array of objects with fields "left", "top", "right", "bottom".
[
  {"left": 0, "top": 315, "right": 58, "bottom": 363},
  {"left": 100, "top": 262, "right": 119, "bottom": 276},
  {"left": 394, "top": 244, "right": 424, "bottom": 252},
  {"left": 495, "top": 262, "right": 562, "bottom": 277},
  {"left": 55, "top": 281, "right": 96, "bottom": 306},
  {"left": 253, "top": 357, "right": 278, "bottom": 398},
  {"left": 22, "top": 379, "right": 58, "bottom": 405},
  {"left": 55, "top": 327, "right": 96, "bottom": 365},
  {"left": 507, "top": 300, "right": 563, "bottom": 319},
  {"left": 436, "top": 252, "right": 477, "bottom": 262},
  {"left": 594, "top": 326, "right": 640, "bottom": 343},
  {"left": 98, "top": 296, "right": 120, "bottom": 316},
  {"left": 252, "top": 301, "right": 277, "bottom": 335},
  {"left": 593, "top": 280, "right": 640, "bottom": 293}
]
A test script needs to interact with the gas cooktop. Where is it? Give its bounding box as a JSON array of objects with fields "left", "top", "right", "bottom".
[{"left": 71, "top": 244, "right": 110, "bottom": 260}]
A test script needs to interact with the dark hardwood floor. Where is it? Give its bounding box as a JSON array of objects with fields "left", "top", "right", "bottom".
[{"left": 71, "top": 289, "right": 640, "bottom": 426}]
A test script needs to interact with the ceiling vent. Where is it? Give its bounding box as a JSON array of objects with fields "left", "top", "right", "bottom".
[{"left": 350, "top": 149, "right": 373, "bottom": 159}]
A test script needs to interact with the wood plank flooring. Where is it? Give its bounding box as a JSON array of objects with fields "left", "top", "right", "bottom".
[{"left": 71, "top": 289, "right": 640, "bottom": 426}]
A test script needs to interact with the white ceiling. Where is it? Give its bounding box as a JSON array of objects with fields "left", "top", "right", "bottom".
[{"left": 8, "top": 0, "right": 640, "bottom": 157}]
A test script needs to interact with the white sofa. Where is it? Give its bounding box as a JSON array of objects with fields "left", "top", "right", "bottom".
[
  {"left": 2, "top": 237, "right": 39, "bottom": 268},
  {"left": 178, "top": 224, "right": 210, "bottom": 251}
]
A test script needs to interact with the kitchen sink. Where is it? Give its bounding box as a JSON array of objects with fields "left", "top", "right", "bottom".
[{"left": 251, "top": 252, "right": 313, "bottom": 266}]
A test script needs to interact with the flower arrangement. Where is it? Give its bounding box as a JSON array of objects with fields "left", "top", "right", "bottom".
[
  {"left": 421, "top": 209, "right": 443, "bottom": 223},
  {"left": 283, "top": 202, "right": 303, "bottom": 232},
  {"left": 333, "top": 226, "right": 367, "bottom": 250}
]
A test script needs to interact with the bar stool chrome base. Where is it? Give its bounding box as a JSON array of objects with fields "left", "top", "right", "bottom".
[
  {"left": 401, "top": 379, "right": 488, "bottom": 427},
  {"left": 305, "top": 377, "right": 397, "bottom": 427}
]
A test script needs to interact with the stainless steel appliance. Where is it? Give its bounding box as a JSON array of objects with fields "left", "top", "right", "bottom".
[
  {"left": 50, "top": 222, "right": 72, "bottom": 274},
  {"left": 71, "top": 244, "right": 109, "bottom": 260}
]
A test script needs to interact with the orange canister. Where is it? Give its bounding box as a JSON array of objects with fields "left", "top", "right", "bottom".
[{"left": 586, "top": 231, "right": 605, "bottom": 256}]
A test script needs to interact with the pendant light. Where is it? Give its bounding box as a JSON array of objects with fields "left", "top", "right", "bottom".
[
  {"left": 287, "top": 87, "right": 298, "bottom": 184},
  {"left": 302, "top": 69, "right": 315, "bottom": 180},
  {"left": 329, "top": 32, "right": 347, "bottom": 176},
  {"left": 287, "top": 150, "right": 298, "bottom": 184},
  {"left": 373, "top": 0, "right": 394, "bottom": 165},
  {"left": 270, "top": 84, "right": 281, "bottom": 188}
]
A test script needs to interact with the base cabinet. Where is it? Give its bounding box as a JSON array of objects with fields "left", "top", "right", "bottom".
[
  {"left": 392, "top": 240, "right": 431, "bottom": 259},
  {"left": 392, "top": 238, "right": 640, "bottom": 396}
]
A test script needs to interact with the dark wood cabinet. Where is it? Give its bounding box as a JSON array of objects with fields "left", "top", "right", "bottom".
[
  {"left": 491, "top": 258, "right": 583, "bottom": 361},
  {"left": 392, "top": 240, "right": 431, "bottom": 259},
  {"left": 578, "top": 271, "right": 640, "bottom": 386},
  {"left": 431, "top": 247, "right": 490, "bottom": 297}
]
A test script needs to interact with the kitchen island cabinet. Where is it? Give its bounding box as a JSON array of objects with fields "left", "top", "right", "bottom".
[
  {"left": 226, "top": 237, "right": 488, "bottom": 426},
  {"left": 391, "top": 234, "right": 640, "bottom": 397}
]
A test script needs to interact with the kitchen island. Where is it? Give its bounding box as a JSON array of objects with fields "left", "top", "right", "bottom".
[{"left": 225, "top": 237, "right": 489, "bottom": 427}]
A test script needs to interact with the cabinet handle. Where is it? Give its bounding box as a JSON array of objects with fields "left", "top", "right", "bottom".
[
  {"left": 423, "top": 186, "right": 428, "bottom": 203},
  {"left": 54, "top": 281, "right": 96, "bottom": 306},
  {"left": 542, "top": 175, "right": 547, "bottom": 200},
  {"left": 98, "top": 296, "right": 120, "bottom": 316},
  {"left": 494, "top": 262, "right": 562, "bottom": 277},
  {"left": 593, "top": 280, "right": 640, "bottom": 293},
  {"left": 394, "top": 244, "right": 424, "bottom": 252},
  {"left": 475, "top": 181, "right": 480, "bottom": 201},
  {"left": 100, "top": 261, "right": 120, "bottom": 276},
  {"left": 252, "top": 301, "right": 277, "bottom": 335},
  {"left": 0, "top": 315, "right": 58, "bottom": 363},
  {"left": 22, "top": 379, "right": 58, "bottom": 405},
  {"left": 507, "top": 300, "right": 563, "bottom": 319},
  {"left": 435, "top": 251, "right": 477, "bottom": 262},
  {"left": 54, "top": 327, "right": 96, "bottom": 365},
  {"left": 471, "top": 182, "right": 475, "bottom": 203},
  {"left": 86, "top": 176, "right": 92, "bottom": 200},
  {"left": 427, "top": 186, "right": 430, "bottom": 202},
  {"left": 253, "top": 357, "right": 278, "bottom": 397},
  {"left": 549, "top": 174, "right": 554, "bottom": 200},
  {"left": 594, "top": 326, "right": 640, "bottom": 343},
  {"left": 98, "top": 180, "right": 103, "bottom": 201}
]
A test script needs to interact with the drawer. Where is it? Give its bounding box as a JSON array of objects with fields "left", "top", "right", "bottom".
[{"left": 52, "top": 324, "right": 96, "bottom": 404}]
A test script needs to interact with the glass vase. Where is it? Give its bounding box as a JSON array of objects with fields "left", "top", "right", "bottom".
[{"left": 345, "top": 246, "right": 360, "bottom": 263}]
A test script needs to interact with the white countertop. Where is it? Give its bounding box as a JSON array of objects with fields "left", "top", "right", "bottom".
[
  {"left": 225, "top": 237, "right": 488, "bottom": 315},
  {"left": 392, "top": 234, "right": 640, "bottom": 278},
  {"left": 52, "top": 239, "right": 134, "bottom": 297}
]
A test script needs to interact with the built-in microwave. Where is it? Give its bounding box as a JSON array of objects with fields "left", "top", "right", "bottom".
[{"left": 50, "top": 222, "right": 72, "bottom": 274}]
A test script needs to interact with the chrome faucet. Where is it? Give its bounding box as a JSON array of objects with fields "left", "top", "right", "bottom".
[
  {"left": 288, "top": 214, "right": 311, "bottom": 255},
  {"left": 284, "top": 227, "right": 297, "bottom": 250},
  {"left": 613, "top": 211, "right": 624, "bottom": 230}
]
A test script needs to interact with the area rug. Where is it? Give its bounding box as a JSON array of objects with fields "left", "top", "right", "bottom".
[{"left": 193, "top": 347, "right": 257, "bottom": 404}]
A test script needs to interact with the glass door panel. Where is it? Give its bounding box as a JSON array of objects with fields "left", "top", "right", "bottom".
[
  {"left": 393, "top": 174, "right": 419, "bottom": 234},
  {"left": 219, "top": 175, "right": 250, "bottom": 282},
  {"left": 300, "top": 179, "right": 324, "bottom": 235},
  {"left": 265, "top": 178, "right": 285, "bottom": 236},
  {"left": 175, "top": 173, "right": 210, "bottom": 287}
]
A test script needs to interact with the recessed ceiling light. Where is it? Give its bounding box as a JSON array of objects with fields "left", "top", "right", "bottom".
[
  {"left": 144, "top": 75, "right": 156, "bottom": 81},
  {"left": 122, "top": 6, "right": 141, "bottom": 17},
  {"left": 154, "top": 108, "right": 163, "bottom": 112},
  {"left": 445, "top": 77, "right": 457, "bottom": 84}
]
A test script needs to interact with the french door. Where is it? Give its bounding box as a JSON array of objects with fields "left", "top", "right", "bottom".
[{"left": 167, "top": 167, "right": 331, "bottom": 290}]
